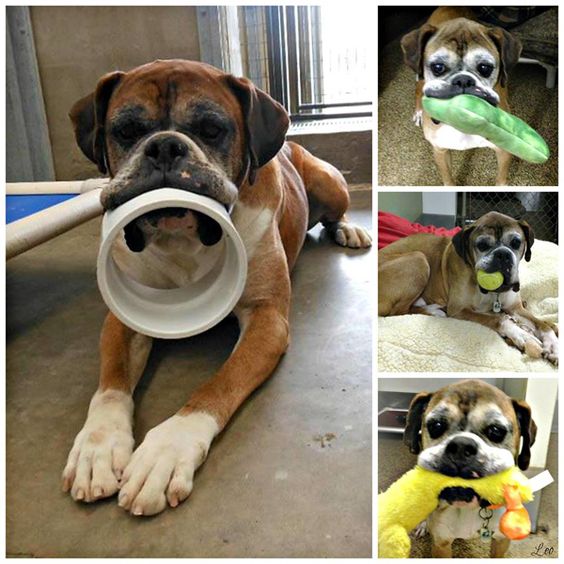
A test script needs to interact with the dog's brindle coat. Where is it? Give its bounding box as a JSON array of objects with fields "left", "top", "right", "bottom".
[
  {"left": 404, "top": 379, "right": 537, "bottom": 557},
  {"left": 62, "top": 59, "right": 371, "bottom": 516}
]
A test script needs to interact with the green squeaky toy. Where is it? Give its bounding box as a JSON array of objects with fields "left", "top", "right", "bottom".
[
  {"left": 422, "top": 94, "right": 549, "bottom": 164},
  {"left": 477, "top": 269, "right": 504, "bottom": 291}
]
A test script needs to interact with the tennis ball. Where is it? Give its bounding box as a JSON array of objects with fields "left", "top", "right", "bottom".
[{"left": 477, "top": 270, "right": 504, "bottom": 291}]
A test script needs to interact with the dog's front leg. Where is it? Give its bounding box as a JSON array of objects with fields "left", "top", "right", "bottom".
[
  {"left": 62, "top": 312, "right": 153, "bottom": 502},
  {"left": 451, "top": 308, "right": 543, "bottom": 358},
  {"left": 117, "top": 302, "right": 290, "bottom": 516},
  {"left": 510, "top": 304, "right": 558, "bottom": 365},
  {"left": 432, "top": 147, "right": 455, "bottom": 186},
  {"left": 494, "top": 148, "right": 512, "bottom": 186},
  {"left": 490, "top": 536, "right": 511, "bottom": 557}
]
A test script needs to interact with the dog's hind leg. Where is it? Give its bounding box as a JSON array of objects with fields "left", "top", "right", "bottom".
[
  {"left": 378, "top": 251, "right": 430, "bottom": 316},
  {"left": 288, "top": 142, "right": 372, "bottom": 248}
]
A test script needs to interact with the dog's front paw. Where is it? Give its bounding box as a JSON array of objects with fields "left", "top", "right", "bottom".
[
  {"left": 118, "top": 413, "right": 218, "bottom": 516},
  {"left": 330, "top": 222, "right": 372, "bottom": 249},
  {"left": 413, "top": 110, "right": 423, "bottom": 127},
  {"left": 62, "top": 390, "right": 134, "bottom": 502},
  {"left": 501, "top": 317, "right": 543, "bottom": 359}
]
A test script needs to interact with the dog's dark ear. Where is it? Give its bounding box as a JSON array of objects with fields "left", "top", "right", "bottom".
[
  {"left": 451, "top": 226, "right": 475, "bottom": 267},
  {"left": 226, "top": 76, "right": 289, "bottom": 184},
  {"left": 512, "top": 399, "right": 537, "bottom": 470},
  {"left": 519, "top": 220, "right": 535, "bottom": 262},
  {"left": 401, "top": 23, "right": 437, "bottom": 76},
  {"left": 487, "top": 28, "right": 522, "bottom": 87},
  {"left": 69, "top": 71, "right": 124, "bottom": 174},
  {"left": 403, "top": 392, "right": 433, "bottom": 454}
]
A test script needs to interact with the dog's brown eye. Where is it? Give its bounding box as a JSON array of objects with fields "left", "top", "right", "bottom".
[
  {"left": 476, "top": 240, "right": 491, "bottom": 252},
  {"left": 477, "top": 63, "right": 493, "bottom": 78},
  {"left": 430, "top": 62, "right": 446, "bottom": 77},
  {"left": 484, "top": 424, "right": 506, "bottom": 443},
  {"left": 199, "top": 120, "right": 224, "bottom": 141},
  {"left": 114, "top": 123, "right": 147, "bottom": 143},
  {"left": 427, "top": 419, "right": 447, "bottom": 439},
  {"left": 510, "top": 237, "right": 521, "bottom": 250}
]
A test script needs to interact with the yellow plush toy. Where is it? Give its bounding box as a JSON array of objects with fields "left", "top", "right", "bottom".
[{"left": 378, "top": 466, "right": 533, "bottom": 558}]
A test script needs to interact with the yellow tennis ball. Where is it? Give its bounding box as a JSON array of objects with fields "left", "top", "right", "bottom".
[{"left": 477, "top": 270, "right": 504, "bottom": 291}]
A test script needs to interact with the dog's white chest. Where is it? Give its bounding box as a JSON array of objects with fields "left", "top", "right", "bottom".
[
  {"left": 473, "top": 290, "right": 519, "bottom": 313},
  {"left": 429, "top": 505, "right": 502, "bottom": 541},
  {"left": 427, "top": 123, "right": 496, "bottom": 151}
]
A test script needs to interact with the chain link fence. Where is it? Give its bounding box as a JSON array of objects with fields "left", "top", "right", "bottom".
[{"left": 457, "top": 192, "right": 558, "bottom": 243}]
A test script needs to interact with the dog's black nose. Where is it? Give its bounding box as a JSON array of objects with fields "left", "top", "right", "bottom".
[
  {"left": 445, "top": 436, "right": 478, "bottom": 462},
  {"left": 144, "top": 136, "right": 188, "bottom": 170},
  {"left": 452, "top": 74, "right": 476, "bottom": 89}
]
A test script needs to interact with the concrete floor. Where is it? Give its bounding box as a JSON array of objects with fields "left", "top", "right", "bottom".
[{"left": 6, "top": 199, "right": 372, "bottom": 557}]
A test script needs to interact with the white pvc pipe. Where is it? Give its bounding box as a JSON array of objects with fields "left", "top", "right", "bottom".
[
  {"left": 6, "top": 188, "right": 104, "bottom": 260},
  {"left": 6, "top": 177, "right": 109, "bottom": 195}
]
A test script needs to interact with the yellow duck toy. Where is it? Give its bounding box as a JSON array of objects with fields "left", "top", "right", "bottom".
[{"left": 378, "top": 465, "right": 533, "bottom": 558}]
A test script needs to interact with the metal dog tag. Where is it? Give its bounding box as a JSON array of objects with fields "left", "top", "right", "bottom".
[
  {"left": 493, "top": 294, "right": 502, "bottom": 313},
  {"left": 479, "top": 527, "right": 493, "bottom": 541}
]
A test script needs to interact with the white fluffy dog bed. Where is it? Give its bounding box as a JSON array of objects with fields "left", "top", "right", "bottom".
[{"left": 378, "top": 239, "right": 558, "bottom": 372}]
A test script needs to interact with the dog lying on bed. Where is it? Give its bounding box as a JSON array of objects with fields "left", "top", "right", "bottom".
[{"left": 378, "top": 211, "right": 558, "bottom": 364}]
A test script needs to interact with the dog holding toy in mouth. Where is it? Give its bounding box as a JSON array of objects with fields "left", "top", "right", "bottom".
[
  {"left": 62, "top": 59, "right": 371, "bottom": 516},
  {"left": 401, "top": 7, "right": 523, "bottom": 185},
  {"left": 378, "top": 211, "right": 558, "bottom": 364},
  {"left": 401, "top": 379, "right": 537, "bottom": 557}
]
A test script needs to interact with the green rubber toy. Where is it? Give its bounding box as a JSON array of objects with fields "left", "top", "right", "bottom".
[
  {"left": 477, "top": 269, "right": 504, "bottom": 291},
  {"left": 422, "top": 95, "right": 549, "bottom": 164}
]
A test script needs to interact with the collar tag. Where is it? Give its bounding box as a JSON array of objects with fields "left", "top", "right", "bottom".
[{"left": 493, "top": 294, "right": 502, "bottom": 313}]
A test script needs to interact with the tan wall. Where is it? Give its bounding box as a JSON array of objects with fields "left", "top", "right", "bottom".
[{"left": 30, "top": 6, "right": 201, "bottom": 180}]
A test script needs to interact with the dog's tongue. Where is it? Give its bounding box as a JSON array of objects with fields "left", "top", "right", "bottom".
[{"left": 157, "top": 214, "right": 196, "bottom": 232}]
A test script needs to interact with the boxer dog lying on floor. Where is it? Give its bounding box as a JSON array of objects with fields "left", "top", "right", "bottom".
[
  {"left": 379, "top": 211, "right": 558, "bottom": 364},
  {"left": 401, "top": 7, "right": 522, "bottom": 185},
  {"left": 62, "top": 59, "right": 371, "bottom": 516},
  {"left": 404, "top": 379, "right": 537, "bottom": 558}
]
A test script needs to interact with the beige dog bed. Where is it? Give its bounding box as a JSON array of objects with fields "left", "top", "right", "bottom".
[{"left": 378, "top": 239, "right": 558, "bottom": 372}]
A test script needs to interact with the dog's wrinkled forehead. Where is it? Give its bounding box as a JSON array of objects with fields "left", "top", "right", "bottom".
[
  {"left": 471, "top": 212, "right": 524, "bottom": 242},
  {"left": 426, "top": 380, "right": 516, "bottom": 424},
  {"left": 107, "top": 61, "right": 243, "bottom": 129},
  {"left": 425, "top": 18, "right": 499, "bottom": 61}
]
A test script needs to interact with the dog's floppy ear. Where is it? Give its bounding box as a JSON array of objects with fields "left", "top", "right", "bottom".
[
  {"left": 69, "top": 71, "right": 125, "bottom": 175},
  {"left": 403, "top": 392, "right": 433, "bottom": 454},
  {"left": 451, "top": 225, "right": 475, "bottom": 267},
  {"left": 512, "top": 399, "right": 537, "bottom": 470},
  {"left": 226, "top": 76, "right": 290, "bottom": 185},
  {"left": 401, "top": 23, "right": 437, "bottom": 76},
  {"left": 518, "top": 220, "right": 535, "bottom": 262},
  {"left": 487, "top": 27, "right": 522, "bottom": 88}
]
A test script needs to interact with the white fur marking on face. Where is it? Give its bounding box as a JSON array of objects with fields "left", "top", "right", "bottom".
[
  {"left": 418, "top": 431, "right": 514, "bottom": 476},
  {"left": 118, "top": 412, "right": 219, "bottom": 516},
  {"left": 231, "top": 203, "right": 274, "bottom": 260},
  {"left": 62, "top": 389, "right": 134, "bottom": 502}
]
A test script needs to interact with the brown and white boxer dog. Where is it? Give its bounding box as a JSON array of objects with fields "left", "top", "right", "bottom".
[
  {"left": 379, "top": 211, "right": 558, "bottom": 364},
  {"left": 62, "top": 59, "right": 371, "bottom": 516},
  {"left": 404, "top": 379, "right": 537, "bottom": 557},
  {"left": 401, "top": 7, "right": 522, "bottom": 185}
]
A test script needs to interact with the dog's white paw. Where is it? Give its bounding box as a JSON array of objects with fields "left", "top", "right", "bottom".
[
  {"left": 541, "top": 329, "right": 559, "bottom": 365},
  {"left": 62, "top": 390, "right": 134, "bottom": 502},
  {"left": 413, "top": 520, "right": 428, "bottom": 539},
  {"left": 118, "top": 413, "right": 218, "bottom": 516},
  {"left": 423, "top": 304, "right": 447, "bottom": 317},
  {"left": 332, "top": 222, "right": 372, "bottom": 249},
  {"left": 413, "top": 110, "right": 423, "bottom": 127},
  {"left": 501, "top": 317, "right": 543, "bottom": 358}
]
